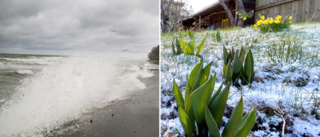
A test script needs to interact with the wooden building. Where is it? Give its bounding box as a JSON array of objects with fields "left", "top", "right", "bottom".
[
  {"left": 255, "top": 0, "right": 320, "bottom": 22},
  {"left": 181, "top": 0, "right": 255, "bottom": 31}
]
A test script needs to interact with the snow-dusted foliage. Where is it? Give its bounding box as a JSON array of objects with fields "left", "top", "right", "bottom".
[{"left": 161, "top": 24, "right": 320, "bottom": 137}]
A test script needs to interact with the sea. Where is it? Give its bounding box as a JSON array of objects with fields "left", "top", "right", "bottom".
[{"left": 0, "top": 53, "right": 157, "bottom": 136}]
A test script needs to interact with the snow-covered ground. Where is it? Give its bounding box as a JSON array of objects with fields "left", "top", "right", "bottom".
[{"left": 161, "top": 24, "right": 320, "bottom": 137}]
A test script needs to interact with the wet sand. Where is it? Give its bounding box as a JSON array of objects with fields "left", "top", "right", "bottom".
[{"left": 57, "top": 70, "right": 159, "bottom": 137}]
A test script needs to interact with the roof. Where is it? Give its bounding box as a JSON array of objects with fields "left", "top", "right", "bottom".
[{"left": 191, "top": 0, "right": 232, "bottom": 17}]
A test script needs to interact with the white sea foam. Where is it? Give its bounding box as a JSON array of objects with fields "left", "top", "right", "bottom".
[
  {"left": 2, "top": 57, "right": 63, "bottom": 65},
  {"left": 16, "top": 69, "right": 34, "bottom": 75},
  {"left": 0, "top": 53, "right": 154, "bottom": 136}
]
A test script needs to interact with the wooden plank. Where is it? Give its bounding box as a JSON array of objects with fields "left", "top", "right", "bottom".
[
  {"left": 284, "top": 3, "right": 288, "bottom": 16},
  {"left": 297, "top": 0, "right": 303, "bottom": 22},
  {"left": 316, "top": 0, "right": 320, "bottom": 21},
  {"left": 309, "top": 0, "right": 315, "bottom": 21},
  {"left": 287, "top": 1, "right": 293, "bottom": 17},
  {"left": 293, "top": 0, "right": 298, "bottom": 22},
  {"left": 304, "top": 0, "right": 310, "bottom": 21},
  {"left": 256, "top": 0, "right": 298, "bottom": 11}
]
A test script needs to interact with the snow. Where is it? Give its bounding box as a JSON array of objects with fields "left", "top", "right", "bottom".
[{"left": 161, "top": 24, "right": 320, "bottom": 136}]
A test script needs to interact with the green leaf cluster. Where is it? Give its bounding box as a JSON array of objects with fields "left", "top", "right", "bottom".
[
  {"left": 222, "top": 46, "right": 255, "bottom": 85},
  {"left": 173, "top": 59, "right": 256, "bottom": 137},
  {"left": 178, "top": 31, "right": 207, "bottom": 56}
]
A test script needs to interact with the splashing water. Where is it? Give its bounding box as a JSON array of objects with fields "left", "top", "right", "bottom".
[{"left": 0, "top": 53, "right": 154, "bottom": 136}]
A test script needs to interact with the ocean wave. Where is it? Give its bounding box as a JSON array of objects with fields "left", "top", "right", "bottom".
[
  {"left": 15, "top": 69, "right": 34, "bottom": 75},
  {"left": 1, "top": 57, "right": 63, "bottom": 65},
  {"left": 0, "top": 55, "right": 154, "bottom": 136}
]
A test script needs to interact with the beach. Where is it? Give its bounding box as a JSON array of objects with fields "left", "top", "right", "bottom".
[{"left": 57, "top": 70, "right": 159, "bottom": 137}]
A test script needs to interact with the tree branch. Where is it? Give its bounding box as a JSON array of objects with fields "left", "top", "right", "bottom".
[{"left": 219, "top": 0, "right": 235, "bottom": 26}]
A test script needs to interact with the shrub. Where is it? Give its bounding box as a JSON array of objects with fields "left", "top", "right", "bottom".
[
  {"left": 148, "top": 45, "right": 159, "bottom": 63},
  {"left": 173, "top": 59, "right": 256, "bottom": 137},
  {"left": 236, "top": 10, "right": 254, "bottom": 21},
  {"left": 254, "top": 15, "right": 293, "bottom": 33}
]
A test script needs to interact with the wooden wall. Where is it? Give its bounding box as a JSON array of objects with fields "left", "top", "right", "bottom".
[{"left": 255, "top": 0, "right": 320, "bottom": 23}]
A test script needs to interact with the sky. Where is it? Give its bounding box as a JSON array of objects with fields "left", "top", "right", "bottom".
[
  {"left": 0, "top": 0, "right": 159, "bottom": 55},
  {"left": 187, "top": 0, "right": 218, "bottom": 13}
]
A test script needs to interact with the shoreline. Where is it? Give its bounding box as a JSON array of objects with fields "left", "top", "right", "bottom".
[{"left": 53, "top": 70, "right": 159, "bottom": 137}]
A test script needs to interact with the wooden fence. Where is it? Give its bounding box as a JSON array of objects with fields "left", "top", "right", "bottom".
[{"left": 255, "top": 0, "right": 320, "bottom": 23}]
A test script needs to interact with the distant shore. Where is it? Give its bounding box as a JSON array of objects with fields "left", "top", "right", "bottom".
[{"left": 54, "top": 70, "right": 159, "bottom": 137}]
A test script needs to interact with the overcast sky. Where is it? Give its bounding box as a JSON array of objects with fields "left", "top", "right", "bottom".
[{"left": 0, "top": 0, "right": 159, "bottom": 55}]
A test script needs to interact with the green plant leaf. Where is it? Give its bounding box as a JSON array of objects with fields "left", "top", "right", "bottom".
[
  {"left": 176, "top": 38, "right": 182, "bottom": 54},
  {"left": 186, "top": 44, "right": 195, "bottom": 55},
  {"left": 188, "top": 39, "right": 197, "bottom": 52},
  {"left": 179, "top": 39, "right": 187, "bottom": 55},
  {"left": 178, "top": 107, "right": 194, "bottom": 137},
  {"left": 205, "top": 106, "right": 220, "bottom": 137},
  {"left": 222, "top": 96, "right": 244, "bottom": 137},
  {"left": 223, "top": 63, "right": 227, "bottom": 79},
  {"left": 184, "top": 87, "right": 195, "bottom": 128},
  {"left": 199, "top": 62, "right": 212, "bottom": 85},
  {"left": 226, "top": 61, "right": 233, "bottom": 82},
  {"left": 223, "top": 46, "right": 228, "bottom": 65},
  {"left": 190, "top": 75, "right": 215, "bottom": 124},
  {"left": 233, "top": 107, "right": 257, "bottom": 137},
  {"left": 216, "top": 31, "right": 221, "bottom": 42},
  {"left": 187, "top": 60, "right": 203, "bottom": 93},
  {"left": 171, "top": 41, "right": 176, "bottom": 55},
  {"left": 188, "top": 30, "right": 195, "bottom": 40},
  {"left": 208, "top": 83, "right": 223, "bottom": 105},
  {"left": 172, "top": 80, "right": 185, "bottom": 109},
  {"left": 196, "top": 37, "right": 207, "bottom": 56},
  {"left": 232, "top": 54, "right": 242, "bottom": 74},
  {"left": 243, "top": 49, "right": 254, "bottom": 84},
  {"left": 209, "top": 83, "right": 231, "bottom": 128},
  {"left": 286, "top": 44, "right": 291, "bottom": 63}
]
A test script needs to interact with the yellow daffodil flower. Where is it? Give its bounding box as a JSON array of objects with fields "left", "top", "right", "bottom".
[
  {"left": 261, "top": 15, "right": 265, "bottom": 20},
  {"left": 269, "top": 18, "right": 274, "bottom": 24},
  {"left": 275, "top": 20, "right": 281, "bottom": 24},
  {"left": 257, "top": 20, "right": 263, "bottom": 26},
  {"left": 289, "top": 16, "right": 293, "bottom": 20},
  {"left": 254, "top": 24, "right": 257, "bottom": 27},
  {"left": 243, "top": 17, "right": 247, "bottom": 21},
  {"left": 276, "top": 15, "right": 282, "bottom": 20},
  {"left": 263, "top": 20, "right": 268, "bottom": 24}
]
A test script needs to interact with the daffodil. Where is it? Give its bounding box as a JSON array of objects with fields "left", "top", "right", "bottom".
[
  {"left": 257, "top": 20, "right": 263, "bottom": 26},
  {"left": 261, "top": 15, "right": 265, "bottom": 20},
  {"left": 289, "top": 16, "right": 293, "bottom": 20},
  {"left": 254, "top": 24, "right": 257, "bottom": 28},
  {"left": 275, "top": 20, "right": 281, "bottom": 24},
  {"left": 269, "top": 18, "right": 274, "bottom": 24},
  {"left": 243, "top": 17, "right": 247, "bottom": 21},
  {"left": 263, "top": 20, "right": 268, "bottom": 24},
  {"left": 276, "top": 15, "right": 282, "bottom": 20}
]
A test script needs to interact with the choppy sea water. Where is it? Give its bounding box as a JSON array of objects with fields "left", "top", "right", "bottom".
[{"left": 0, "top": 53, "right": 157, "bottom": 136}]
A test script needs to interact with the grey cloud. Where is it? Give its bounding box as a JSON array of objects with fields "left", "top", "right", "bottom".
[{"left": 0, "top": 0, "right": 159, "bottom": 55}]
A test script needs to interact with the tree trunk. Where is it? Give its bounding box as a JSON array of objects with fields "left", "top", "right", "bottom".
[
  {"left": 219, "top": 0, "right": 235, "bottom": 27},
  {"left": 161, "top": 0, "right": 173, "bottom": 32},
  {"left": 235, "top": 0, "right": 245, "bottom": 27}
]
